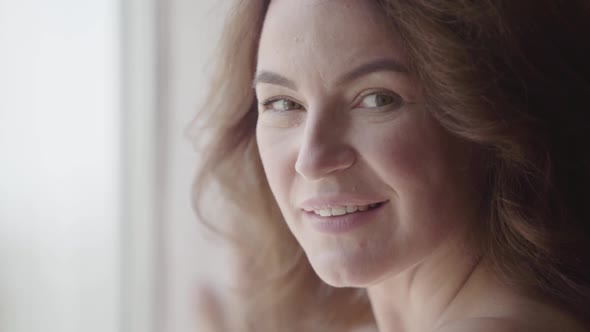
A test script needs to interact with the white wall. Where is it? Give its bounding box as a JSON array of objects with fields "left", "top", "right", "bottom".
[
  {"left": 0, "top": 1, "right": 121, "bottom": 331},
  {"left": 0, "top": 1, "right": 233, "bottom": 331},
  {"left": 159, "top": 1, "right": 233, "bottom": 331}
]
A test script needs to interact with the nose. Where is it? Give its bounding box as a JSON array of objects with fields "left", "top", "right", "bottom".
[{"left": 294, "top": 112, "right": 356, "bottom": 181}]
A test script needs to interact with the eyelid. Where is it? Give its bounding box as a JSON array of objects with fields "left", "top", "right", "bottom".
[
  {"left": 258, "top": 95, "right": 305, "bottom": 111},
  {"left": 353, "top": 89, "right": 404, "bottom": 108},
  {"left": 258, "top": 89, "right": 409, "bottom": 112}
]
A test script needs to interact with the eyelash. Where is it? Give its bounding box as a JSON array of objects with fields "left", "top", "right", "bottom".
[
  {"left": 259, "top": 95, "right": 301, "bottom": 111},
  {"left": 354, "top": 89, "right": 404, "bottom": 109},
  {"left": 258, "top": 89, "right": 404, "bottom": 112}
]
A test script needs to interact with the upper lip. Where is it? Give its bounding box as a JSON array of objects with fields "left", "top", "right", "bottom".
[{"left": 299, "top": 194, "right": 388, "bottom": 211}]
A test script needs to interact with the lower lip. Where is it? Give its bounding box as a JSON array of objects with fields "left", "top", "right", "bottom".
[{"left": 303, "top": 203, "right": 386, "bottom": 234}]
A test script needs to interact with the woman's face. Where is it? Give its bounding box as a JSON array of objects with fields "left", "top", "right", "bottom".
[{"left": 255, "top": 0, "right": 480, "bottom": 287}]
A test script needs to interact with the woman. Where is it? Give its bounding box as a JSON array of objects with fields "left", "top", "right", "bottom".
[{"left": 190, "top": 0, "right": 590, "bottom": 331}]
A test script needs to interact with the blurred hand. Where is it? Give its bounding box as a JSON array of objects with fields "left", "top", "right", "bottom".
[{"left": 195, "top": 283, "right": 232, "bottom": 332}]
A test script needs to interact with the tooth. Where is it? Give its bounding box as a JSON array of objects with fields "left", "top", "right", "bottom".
[
  {"left": 331, "top": 206, "right": 347, "bottom": 216},
  {"left": 346, "top": 205, "right": 358, "bottom": 213},
  {"left": 369, "top": 203, "right": 377, "bottom": 209},
  {"left": 358, "top": 205, "right": 369, "bottom": 211},
  {"left": 319, "top": 209, "right": 332, "bottom": 217}
]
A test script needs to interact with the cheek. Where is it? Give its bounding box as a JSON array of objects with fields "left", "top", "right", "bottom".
[
  {"left": 366, "top": 120, "right": 444, "bottom": 190},
  {"left": 256, "top": 127, "right": 298, "bottom": 210},
  {"left": 366, "top": 116, "right": 464, "bottom": 226}
]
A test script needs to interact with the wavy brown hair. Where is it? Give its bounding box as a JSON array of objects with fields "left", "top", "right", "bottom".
[{"left": 190, "top": 0, "right": 590, "bottom": 330}]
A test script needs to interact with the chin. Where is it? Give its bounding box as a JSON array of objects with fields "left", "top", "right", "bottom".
[{"left": 306, "top": 249, "right": 391, "bottom": 288}]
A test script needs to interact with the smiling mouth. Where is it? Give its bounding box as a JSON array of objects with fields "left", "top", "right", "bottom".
[{"left": 308, "top": 201, "right": 386, "bottom": 217}]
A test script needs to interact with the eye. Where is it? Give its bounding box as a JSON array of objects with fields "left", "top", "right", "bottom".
[
  {"left": 260, "top": 98, "right": 303, "bottom": 112},
  {"left": 357, "top": 92, "right": 403, "bottom": 110}
]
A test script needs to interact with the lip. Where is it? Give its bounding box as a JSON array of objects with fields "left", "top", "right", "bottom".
[
  {"left": 301, "top": 200, "right": 388, "bottom": 234},
  {"left": 299, "top": 194, "right": 388, "bottom": 211}
]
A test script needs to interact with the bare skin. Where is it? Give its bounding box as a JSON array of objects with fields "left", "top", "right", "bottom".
[
  {"left": 369, "top": 254, "right": 587, "bottom": 332},
  {"left": 253, "top": 1, "right": 588, "bottom": 331}
]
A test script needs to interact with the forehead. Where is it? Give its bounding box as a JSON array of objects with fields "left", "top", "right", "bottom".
[{"left": 257, "top": 0, "right": 406, "bottom": 84}]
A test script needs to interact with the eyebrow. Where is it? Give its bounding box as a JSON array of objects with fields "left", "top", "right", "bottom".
[
  {"left": 252, "top": 58, "right": 409, "bottom": 90},
  {"left": 252, "top": 71, "right": 297, "bottom": 90}
]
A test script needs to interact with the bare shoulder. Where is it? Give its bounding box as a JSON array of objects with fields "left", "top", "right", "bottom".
[
  {"left": 434, "top": 316, "right": 588, "bottom": 332},
  {"left": 434, "top": 317, "right": 535, "bottom": 332}
]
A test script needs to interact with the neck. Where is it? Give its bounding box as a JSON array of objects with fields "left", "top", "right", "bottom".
[{"left": 366, "top": 239, "right": 485, "bottom": 332}]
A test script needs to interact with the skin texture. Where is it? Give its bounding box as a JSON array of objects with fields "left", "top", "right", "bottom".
[
  {"left": 254, "top": 1, "right": 587, "bottom": 331},
  {"left": 255, "top": 0, "right": 480, "bottom": 289}
]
